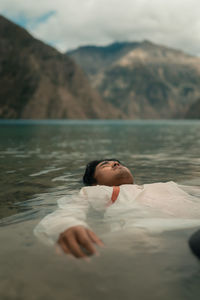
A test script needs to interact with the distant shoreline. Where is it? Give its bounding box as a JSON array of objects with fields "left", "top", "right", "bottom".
[{"left": 0, "top": 119, "right": 199, "bottom": 126}]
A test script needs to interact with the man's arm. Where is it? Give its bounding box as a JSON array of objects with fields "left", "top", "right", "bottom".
[{"left": 34, "top": 189, "right": 104, "bottom": 258}]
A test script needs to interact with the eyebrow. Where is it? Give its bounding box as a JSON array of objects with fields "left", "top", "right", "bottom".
[{"left": 98, "top": 161, "right": 110, "bottom": 167}]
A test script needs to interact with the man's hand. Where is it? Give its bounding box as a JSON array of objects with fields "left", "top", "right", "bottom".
[{"left": 57, "top": 225, "right": 104, "bottom": 258}]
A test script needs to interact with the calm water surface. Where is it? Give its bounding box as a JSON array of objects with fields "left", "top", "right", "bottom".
[{"left": 0, "top": 120, "right": 200, "bottom": 300}]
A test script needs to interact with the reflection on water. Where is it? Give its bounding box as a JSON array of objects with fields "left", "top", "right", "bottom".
[{"left": 0, "top": 120, "right": 200, "bottom": 300}]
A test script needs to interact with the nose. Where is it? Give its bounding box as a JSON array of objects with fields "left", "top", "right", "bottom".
[{"left": 112, "top": 161, "right": 120, "bottom": 167}]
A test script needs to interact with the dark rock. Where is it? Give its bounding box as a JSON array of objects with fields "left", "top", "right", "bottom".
[
  {"left": 189, "top": 230, "right": 200, "bottom": 259},
  {"left": 0, "top": 15, "right": 122, "bottom": 119}
]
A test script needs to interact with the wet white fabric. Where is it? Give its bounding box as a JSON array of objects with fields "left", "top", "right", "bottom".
[{"left": 34, "top": 182, "right": 200, "bottom": 245}]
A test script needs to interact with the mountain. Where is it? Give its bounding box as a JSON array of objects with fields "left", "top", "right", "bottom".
[
  {"left": 0, "top": 15, "right": 122, "bottom": 119},
  {"left": 68, "top": 41, "right": 200, "bottom": 119}
]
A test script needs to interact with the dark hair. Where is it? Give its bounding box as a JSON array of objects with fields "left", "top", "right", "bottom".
[{"left": 83, "top": 159, "right": 121, "bottom": 186}]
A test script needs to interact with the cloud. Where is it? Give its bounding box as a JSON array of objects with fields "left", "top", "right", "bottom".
[{"left": 1, "top": 0, "right": 200, "bottom": 56}]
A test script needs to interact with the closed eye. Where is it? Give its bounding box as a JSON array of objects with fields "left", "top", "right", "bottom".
[{"left": 99, "top": 161, "right": 109, "bottom": 168}]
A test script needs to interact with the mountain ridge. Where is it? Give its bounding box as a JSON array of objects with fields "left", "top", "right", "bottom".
[
  {"left": 0, "top": 15, "right": 122, "bottom": 119},
  {"left": 0, "top": 14, "right": 199, "bottom": 120},
  {"left": 68, "top": 41, "right": 200, "bottom": 119}
]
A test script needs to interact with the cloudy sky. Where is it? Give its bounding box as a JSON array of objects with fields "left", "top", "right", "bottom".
[{"left": 0, "top": 0, "right": 200, "bottom": 55}]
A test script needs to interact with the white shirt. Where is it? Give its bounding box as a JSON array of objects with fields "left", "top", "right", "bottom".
[{"left": 34, "top": 182, "right": 200, "bottom": 245}]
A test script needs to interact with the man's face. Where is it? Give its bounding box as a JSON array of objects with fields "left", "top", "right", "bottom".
[{"left": 94, "top": 160, "right": 134, "bottom": 186}]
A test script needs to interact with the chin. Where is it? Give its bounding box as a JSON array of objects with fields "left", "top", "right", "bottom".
[{"left": 116, "top": 176, "right": 134, "bottom": 186}]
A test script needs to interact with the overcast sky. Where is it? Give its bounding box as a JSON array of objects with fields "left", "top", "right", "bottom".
[{"left": 1, "top": 0, "right": 200, "bottom": 55}]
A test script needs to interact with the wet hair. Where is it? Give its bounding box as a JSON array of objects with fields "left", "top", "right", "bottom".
[{"left": 83, "top": 159, "right": 121, "bottom": 186}]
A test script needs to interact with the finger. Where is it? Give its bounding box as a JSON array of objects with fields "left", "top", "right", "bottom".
[
  {"left": 66, "top": 235, "right": 87, "bottom": 258},
  {"left": 58, "top": 239, "right": 71, "bottom": 255},
  {"left": 56, "top": 241, "right": 76, "bottom": 261},
  {"left": 55, "top": 244, "right": 63, "bottom": 255},
  {"left": 77, "top": 233, "right": 98, "bottom": 256},
  {"left": 87, "top": 230, "right": 104, "bottom": 247}
]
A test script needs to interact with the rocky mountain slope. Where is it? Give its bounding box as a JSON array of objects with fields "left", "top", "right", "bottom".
[
  {"left": 68, "top": 41, "right": 200, "bottom": 119},
  {"left": 185, "top": 98, "right": 200, "bottom": 118},
  {"left": 0, "top": 15, "right": 121, "bottom": 119}
]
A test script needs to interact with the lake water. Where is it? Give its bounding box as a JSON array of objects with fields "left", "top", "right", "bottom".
[{"left": 0, "top": 120, "right": 200, "bottom": 300}]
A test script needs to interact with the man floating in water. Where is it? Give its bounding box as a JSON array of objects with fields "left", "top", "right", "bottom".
[{"left": 34, "top": 159, "right": 200, "bottom": 259}]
